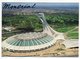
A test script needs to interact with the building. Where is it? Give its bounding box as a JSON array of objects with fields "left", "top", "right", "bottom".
[{"left": 2, "top": 13, "right": 65, "bottom": 52}]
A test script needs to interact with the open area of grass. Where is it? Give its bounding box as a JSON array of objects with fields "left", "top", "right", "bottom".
[
  {"left": 67, "top": 28, "right": 78, "bottom": 39},
  {"left": 52, "top": 25, "right": 78, "bottom": 39},
  {"left": 53, "top": 25, "right": 76, "bottom": 33}
]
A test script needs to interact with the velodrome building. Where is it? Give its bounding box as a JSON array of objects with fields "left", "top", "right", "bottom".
[{"left": 2, "top": 13, "right": 65, "bottom": 52}]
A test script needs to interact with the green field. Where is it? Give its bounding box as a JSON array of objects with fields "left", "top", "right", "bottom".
[
  {"left": 2, "top": 13, "right": 78, "bottom": 41},
  {"left": 53, "top": 25, "right": 78, "bottom": 39}
]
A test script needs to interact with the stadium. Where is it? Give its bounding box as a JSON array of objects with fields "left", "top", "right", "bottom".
[{"left": 2, "top": 13, "right": 65, "bottom": 52}]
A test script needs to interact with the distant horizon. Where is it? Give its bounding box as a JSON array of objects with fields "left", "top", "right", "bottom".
[{"left": 2, "top": 2, "right": 79, "bottom": 9}]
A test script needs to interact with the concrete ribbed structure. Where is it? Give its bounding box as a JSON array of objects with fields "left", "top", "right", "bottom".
[{"left": 2, "top": 13, "right": 65, "bottom": 52}]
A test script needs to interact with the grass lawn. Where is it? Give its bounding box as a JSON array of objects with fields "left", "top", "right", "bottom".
[
  {"left": 67, "top": 28, "right": 78, "bottom": 39},
  {"left": 52, "top": 25, "right": 78, "bottom": 39}
]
